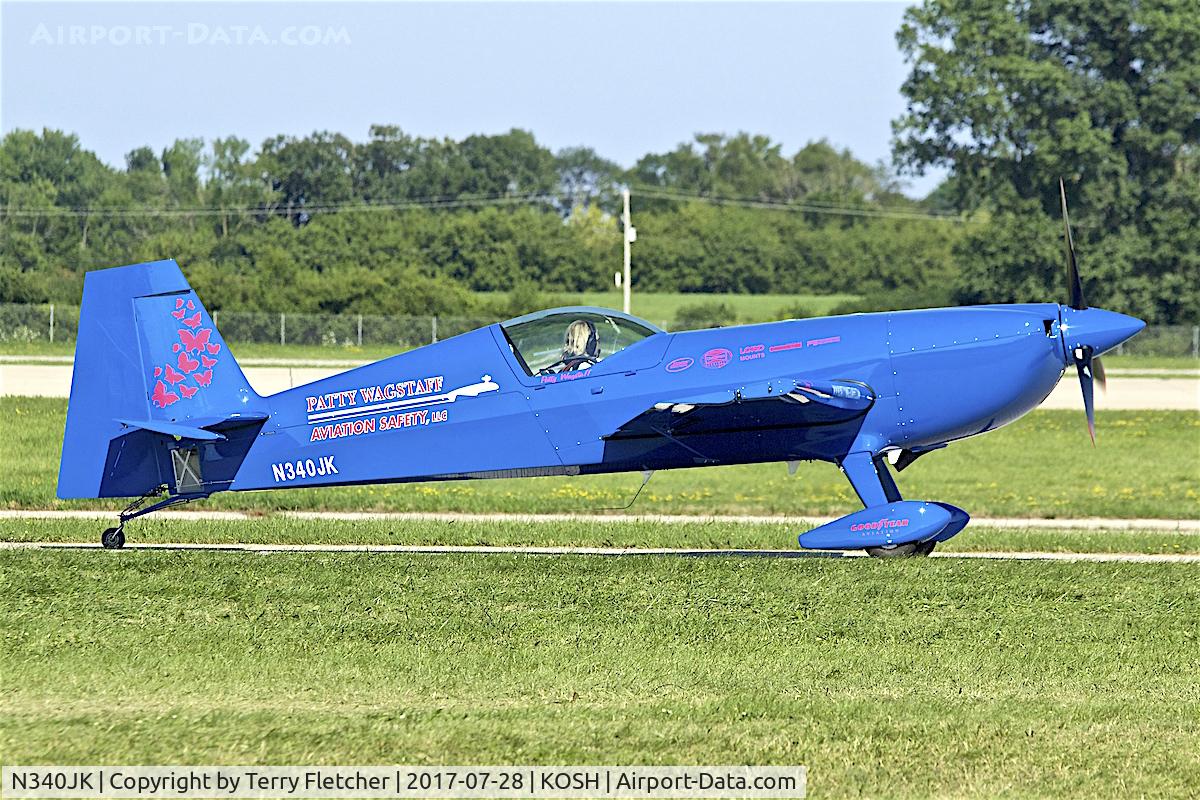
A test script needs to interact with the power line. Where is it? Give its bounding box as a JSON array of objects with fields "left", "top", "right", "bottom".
[
  {"left": 632, "top": 184, "right": 916, "bottom": 210},
  {"left": 630, "top": 186, "right": 975, "bottom": 223},
  {"left": 0, "top": 186, "right": 974, "bottom": 224},
  {"left": 0, "top": 193, "right": 558, "bottom": 219}
]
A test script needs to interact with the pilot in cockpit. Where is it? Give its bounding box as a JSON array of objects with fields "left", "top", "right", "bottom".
[{"left": 560, "top": 319, "right": 600, "bottom": 372}]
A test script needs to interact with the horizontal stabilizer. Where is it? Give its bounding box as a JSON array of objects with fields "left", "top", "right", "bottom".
[
  {"left": 115, "top": 419, "right": 226, "bottom": 441},
  {"left": 798, "top": 500, "right": 954, "bottom": 550},
  {"left": 607, "top": 378, "right": 874, "bottom": 440},
  {"left": 114, "top": 412, "right": 269, "bottom": 442}
]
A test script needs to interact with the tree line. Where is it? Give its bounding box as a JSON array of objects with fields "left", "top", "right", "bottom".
[
  {"left": 0, "top": 128, "right": 965, "bottom": 318},
  {"left": 0, "top": 0, "right": 1196, "bottom": 325}
]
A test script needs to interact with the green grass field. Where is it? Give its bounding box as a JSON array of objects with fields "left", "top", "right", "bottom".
[
  {"left": 479, "top": 291, "right": 861, "bottom": 327},
  {"left": 3, "top": 516, "right": 1198, "bottom": 555},
  {"left": 4, "top": 398, "right": 1197, "bottom": 798},
  {"left": 3, "top": 399, "right": 1197, "bottom": 520},
  {"left": 2, "top": 548, "right": 1198, "bottom": 798},
  {"left": 1103, "top": 355, "right": 1199, "bottom": 371}
]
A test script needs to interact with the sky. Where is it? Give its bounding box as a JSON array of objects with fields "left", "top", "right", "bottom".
[{"left": 0, "top": 1, "right": 945, "bottom": 197}]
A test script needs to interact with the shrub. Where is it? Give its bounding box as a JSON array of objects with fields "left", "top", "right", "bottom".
[
  {"left": 671, "top": 301, "right": 739, "bottom": 330},
  {"left": 774, "top": 302, "right": 815, "bottom": 320},
  {"left": 830, "top": 286, "right": 954, "bottom": 315}
]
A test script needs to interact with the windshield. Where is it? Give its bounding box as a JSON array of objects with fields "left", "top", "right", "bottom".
[{"left": 500, "top": 308, "right": 662, "bottom": 376}]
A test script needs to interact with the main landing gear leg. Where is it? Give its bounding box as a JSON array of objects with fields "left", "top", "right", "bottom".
[{"left": 839, "top": 452, "right": 936, "bottom": 558}]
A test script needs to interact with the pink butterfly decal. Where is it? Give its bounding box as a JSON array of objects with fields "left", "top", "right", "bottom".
[
  {"left": 154, "top": 367, "right": 162, "bottom": 377},
  {"left": 195, "top": 369, "right": 213, "bottom": 387},
  {"left": 178, "top": 328, "right": 211, "bottom": 353},
  {"left": 179, "top": 384, "right": 199, "bottom": 399},
  {"left": 182, "top": 311, "right": 202, "bottom": 329},
  {"left": 172, "top": 343, "right": 181, "bottom": 352},
  {"left": 200, "top": 355, "right": 217, "bottom": 368},
  {"left": 187, "top": 300, "right": 195, "bottom": 310},
  {"left": 171, "top": 308, "right": 186, "bottom": 320},
  {"left": 163, "top": 364, "right": 185, "bottom": 385},
  {"left": 151, "top": 380, "right": 179, "bottom": 408},
  {"left": 206, "top": 342, "right": 221, "bottom": 355},
  {"left": 175, "top": 298, "right": 184, "bottom": 308},
  {"left": 178, "top": 351, "right": 199, "bottom": 374}
]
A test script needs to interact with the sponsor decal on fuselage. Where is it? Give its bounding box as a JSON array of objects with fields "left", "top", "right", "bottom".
[
  {"left": 831, "top": 383, "right": 864, "bottom": 400},
  {"left": 305, "top": 376, "right": 444, "bottom": 415},
  {"left": 670, "top": 331, "right": 844, "bottom": 371},
  {"left": 302, "top": 374, "right": 498, "bottom": 442},
  {"left": 702, "top": 348, "right": 733, "bottom": 369},
  {"left": 738, "top": 344, "right": 765, "bottom": 362}
]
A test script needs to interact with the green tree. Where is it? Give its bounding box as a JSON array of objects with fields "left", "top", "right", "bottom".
[
  {"left": 893, "top": 0, "right": 1200, "bottom": 322},
  {"left": 161, "top": 138, "right": 204, "bottom": 207},
  {"left": 205, "top": 136, "right": 272, "bottom": 236},
  {"left": 555, "top": 146, "right": 622, "bottom": 212},
  {"left": 458, "top": 129, "right": 557, "bottom": 196},
  {"left": 790, "top": 140, "right": 903, "bottom": 208},
  {"left": 259, "top": 131, "right": 356, "bottom": 219},
  {"left": 631, "top": 132, "right": 790, "bottom": 199},
  {"left": 353, "top": 125, "right": 419, "bottom": 202},
  {"left": 123, "top": 146, "right": 166, "bottom": 206}
]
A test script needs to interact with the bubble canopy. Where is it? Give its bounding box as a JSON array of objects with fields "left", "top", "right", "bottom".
[{"left": 499, "top": 307, "right": 664, "bottom": 376}]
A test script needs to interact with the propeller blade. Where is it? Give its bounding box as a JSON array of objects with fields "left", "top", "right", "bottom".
[
  {"left": 1093, "top": 354, "right": 1106, "bottom": 394},
  {"left": 1073, "top": 345, "right": 1097, "bottom": 445},
  {"left": 1059, "top": 178, "right": 1087, "bottom": 310}
]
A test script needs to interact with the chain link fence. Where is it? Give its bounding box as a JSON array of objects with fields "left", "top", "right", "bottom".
[
  {"left": 0, "top": 303, "right": 81, "bottom": 345},
  {"left": 210, "top": 311, "right": 497, "bottom": 349},
  {"left": 2, "top": 302, "right": 1198, "bottom": 358},
  {"left": 0, "top": 303, "right": 498, "bottom": 350}
]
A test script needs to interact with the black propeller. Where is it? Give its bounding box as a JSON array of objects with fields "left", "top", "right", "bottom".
[
  {"left": 1071, "top": 344, "right": 1107, "bottom": 445},
  {"left": 1059, "top": 178, "right": 1087, "bottom": 311},
  {"left": 1059, "top": 179, "right": 1103, "bottom": 444}
]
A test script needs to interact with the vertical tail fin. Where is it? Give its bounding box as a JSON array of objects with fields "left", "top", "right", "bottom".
[{"left": 57, "top": 260, "right": 265, "bottom": 499}]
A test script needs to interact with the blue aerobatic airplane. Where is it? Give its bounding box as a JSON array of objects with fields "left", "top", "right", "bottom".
[{"left": 59, "top": 183, "right": 1144, "bottom": 555}]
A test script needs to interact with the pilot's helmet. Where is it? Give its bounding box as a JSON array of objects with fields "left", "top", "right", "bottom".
[{"left": 564, "top": 319, "right": 599, "bottom": 359}]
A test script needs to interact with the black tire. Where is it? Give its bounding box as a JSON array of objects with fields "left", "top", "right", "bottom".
[
  {"left": 866, "top": 540, "right": 936, "bottom": 558},
  {"left": 101, "top": 527, "right": 125, "bottom": 549}
]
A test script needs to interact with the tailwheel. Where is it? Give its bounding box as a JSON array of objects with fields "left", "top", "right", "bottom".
[
  {"left": 866, "top": 540, "right": 936, "bottom": 558},
  {"left": 100, "top": 527, "right": 125, "bottom": 549}
]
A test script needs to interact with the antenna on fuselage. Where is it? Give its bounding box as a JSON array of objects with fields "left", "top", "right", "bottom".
[{"left": 597, "top": 469, "right": 655, "bottom": 512}]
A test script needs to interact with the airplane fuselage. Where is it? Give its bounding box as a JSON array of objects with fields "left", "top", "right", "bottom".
[{"left": 225, "top": 302, "right": 1074, "bottom": 492}]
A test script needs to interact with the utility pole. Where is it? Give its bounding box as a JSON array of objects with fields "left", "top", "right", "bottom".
[{"left": 621, "top": 188, "right": 636, "bottom": 314}]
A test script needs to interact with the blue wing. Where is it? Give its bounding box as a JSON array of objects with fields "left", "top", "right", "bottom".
[{"left": 604, "top": 378, "right": 875, "bottom": 440}]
